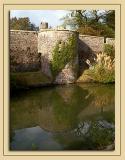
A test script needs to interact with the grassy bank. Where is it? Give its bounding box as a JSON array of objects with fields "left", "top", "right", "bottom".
[
  {"left": 10, "top": 71, "right": 52, "bottom": 90},
  {"left": 77, "top": 52, "right": 115, "bottom": 84}
]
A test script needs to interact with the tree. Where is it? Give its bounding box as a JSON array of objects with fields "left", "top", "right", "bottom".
[
  {"left": 10, "top": 17, "right": 38, "bottom": 31},
  {"left": 60, "top": 10, "right": 115, "bottom": 38},
  {"left": 105, "top": 10, "right": 115, "bottom": 30},
  {"left": 60, "top": 10, "right": 89, "bottom": 28},
  {"left": 60, "top": 14, "right": 77, "bottom": 29}
]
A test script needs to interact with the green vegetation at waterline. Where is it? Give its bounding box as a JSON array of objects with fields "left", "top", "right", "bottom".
[
  {"left": 10, "top": 46, "right": 115, "bottom": 90},
  {"left": 77, "top": 52, "right": 115, "bottom": 83}
]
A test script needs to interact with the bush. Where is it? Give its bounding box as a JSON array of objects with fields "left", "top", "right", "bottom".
[
  {"left": 91, "top": 64, "right": 115, "bottom": 83},
  {"left": 78, "top": 53, "right": 115, "bottom": 83},
  {"left": 104, "top": 44, "right": 115, "bottom": 59},
  {"left": 77, "top": 26, "right": 101, "bottom": 36},
  {"left": 77, "top": 24, "right": 115, "bottom": 38}
]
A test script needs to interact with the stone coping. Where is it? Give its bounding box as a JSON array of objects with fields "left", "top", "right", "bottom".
[
  {"left": 39, "top": 29, "right": 78, "bottom": 33},
  {"left": 10, "top": 29, "right": 78, "bottom": 33},
  {"left": 10, "top": 30, "right": 114, "bottom": 40}
]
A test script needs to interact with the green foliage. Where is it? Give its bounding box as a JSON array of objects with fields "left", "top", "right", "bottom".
[
  {"left": 90, "top": 23, "right": 115, "bottom": 38},
  {"left": 94, "top": 64, "right": 115, "bottom": 83},
  {"left": 77, "top": 23, "right": 114, "bottom": 38},
  {"left": 87, "top": 121, "right": 114, "bottom": 149},
  {"left": 104, "top": 44, "right": 115, "bottom": 58},
  {"left": 83, "top": 64, "right": 115, "bottom": 83},
  {"left": 105, "top": 10, "right": 115, "bottom": 30},
  {"left": 61, "top": 10, "right": 115, "bottom": 38},
  {"left": 99, "top": 24, "right": 115, "bottom": 38},
  {"left": 78, "top": 60, "right": 114, "bottom": 83},
  {"left": 77, "top": 26, "right": 101, "bottom": 36},
  {"left": 10, "top": 17, "right": 38, "bottom": 31},
  {"left": 50, "top": 36, "right": 77, "bottom": 78},
  {"left": 78, "top": 51, "right": 115, "bottom": 84}
]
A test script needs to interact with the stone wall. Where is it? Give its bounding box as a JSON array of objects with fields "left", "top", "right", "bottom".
[
  {"left": 78, "top": 35, "right": 104, "bottom": 75},
  {"left": 79, "top": 35, "right": 104, "bottom": 53},
  {"left": 106, "top": 38, "right": 115, "bottom": 46},
  {"left": 10, "top": 30, "right": 39, "bottom": 72},
  {"left": 38, "top": 30, "right": 79, "bottom": 84},
  {"left": 10, "top": 29, "right": 115, "bottom": 84}
]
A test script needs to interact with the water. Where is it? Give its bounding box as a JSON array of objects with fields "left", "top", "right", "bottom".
[{"left": 10, "top": 83, "right": 115, "bottom": 151}]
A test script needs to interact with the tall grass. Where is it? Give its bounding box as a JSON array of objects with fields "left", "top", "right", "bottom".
[{"left": 78, "top": 52, "right": 115, "bottom": 83}]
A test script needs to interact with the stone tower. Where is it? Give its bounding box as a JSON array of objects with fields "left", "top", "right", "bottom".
[
  {"left": 38, "top": 23, "right": 79, "bottom": 84},
  {"left": 39, "top": 22, "right": 48, "bottom": 31}
]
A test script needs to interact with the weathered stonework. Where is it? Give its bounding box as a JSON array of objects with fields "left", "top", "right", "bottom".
[
  {"left": 10, "top": 28, "right": 115, "bottom": 85},
  {"left": 38, "top": 30, "right": 79, "bottom": 84},
  {"left": 39, "top": 22, "right": 48, "bottom": 31},
  {"left": 10, "top": 30, "right": 39, "bottom": 72},
  {"left": 78, "top": 35, "right": 104, "bottom": 75},
  {"left": 106, "top": 38, "right": 115, "bottom": 46},
  {"left": 79, "top": 35, "right": 104, "bottom": 53}
]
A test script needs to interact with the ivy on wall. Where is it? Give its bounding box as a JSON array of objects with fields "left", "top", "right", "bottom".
[{"left": 50, "top": 35, "right": 77, "bottom": 78}]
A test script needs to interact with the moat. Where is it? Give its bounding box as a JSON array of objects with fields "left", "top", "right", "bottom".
[{"left": 10, "top": 83, "right": 115, "bottom": 150}]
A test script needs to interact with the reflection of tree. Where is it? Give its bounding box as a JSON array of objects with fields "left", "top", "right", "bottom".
[
  {"left": 38, "top": 85, "right": 92, "bottom": 132},
  {"left": 78, "top": 83, "right": 114, "bottom": 108},
  {"left": 10, "top": 86, "right": 92, "bottom": 132},
  {"left": 77, "top": 84, "right": 115, "bottom": 122}
]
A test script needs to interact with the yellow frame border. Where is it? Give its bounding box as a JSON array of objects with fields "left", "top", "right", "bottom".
[{"left": 0, "top": 1, "right": 124, "bottom": 160}]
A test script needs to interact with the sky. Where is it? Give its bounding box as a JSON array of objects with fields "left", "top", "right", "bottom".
[{"left": 10, "top": 10, "right": 70, "bottom": 28}]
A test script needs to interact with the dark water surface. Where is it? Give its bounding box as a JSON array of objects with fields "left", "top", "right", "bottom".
[{"left": 10, "top": 83, "right": 115, "bottom": 150}]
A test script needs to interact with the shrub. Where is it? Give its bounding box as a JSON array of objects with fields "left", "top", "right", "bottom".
[
  {"left": 103, "top": 44, "right": 115, "bottom": 59},
  {"left": 78, "top": 52, "right": 115, "bottom": 83}
]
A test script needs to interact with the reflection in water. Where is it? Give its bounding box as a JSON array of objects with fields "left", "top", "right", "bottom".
[
  {"left": 11, "top": 126, "right": 62, "bottom": 150},
  {"left": 10, "top": 84, "right": 115, "bottom": 150}
]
